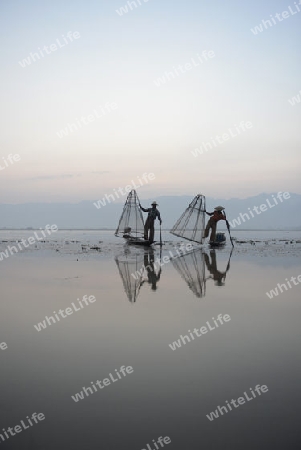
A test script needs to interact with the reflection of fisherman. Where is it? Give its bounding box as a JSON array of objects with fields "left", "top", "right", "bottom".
[
  {"left": 204, "top": 250, "right": 231, "bottom": 286},
  {"left": 140, "top": 249, "right": 162, "bottom": 291},
  {"left": 204, "top": 206, "right": 228, "bottom": 242},
  {"left": 139, "top": 201, "right": 162, "bottom": 243}
]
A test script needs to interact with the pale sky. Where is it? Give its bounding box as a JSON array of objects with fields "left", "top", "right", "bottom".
[{"left": 0, "top": 0, "right": 300, "bottom": 203}]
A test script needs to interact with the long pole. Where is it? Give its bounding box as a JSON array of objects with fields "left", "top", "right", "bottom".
[
  {"left": 224, "top": 210, "right": 234, "bottom": 247},
  {"left": 159, "top": 222, "right": 162, "bottom": 247}
]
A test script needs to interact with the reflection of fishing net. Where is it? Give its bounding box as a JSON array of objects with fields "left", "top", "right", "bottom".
[
  {"left": 171, "top": 249, "right": 206, "bottom": 298},
  {"left": 115, "top": 190, "right": 144, "bottom": 238},
  {"left": 170, "top": 194, "right": 206, "bottom": 244},
  {"left": 115, "top": 253, "right": 145, "bottom": 302}
]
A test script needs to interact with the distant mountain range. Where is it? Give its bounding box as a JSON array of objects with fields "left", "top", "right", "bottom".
[{"left": 1, "top": 193, "right": 301, "bottom": 230}]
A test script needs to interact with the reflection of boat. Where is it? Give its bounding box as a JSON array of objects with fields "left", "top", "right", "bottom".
[
  {"left": 115, "top": 252, "right": 145, "bottom": 302},
  {"left": 171, "top": 248, "right": 206, "bottom": 298},
  {"left": 115, "top": 190, "right": 152, "bottom": 246}
]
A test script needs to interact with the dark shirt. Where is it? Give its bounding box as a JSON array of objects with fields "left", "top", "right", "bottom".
[{"left": 140, "top": 206, "right": 161, "bottom": 221}]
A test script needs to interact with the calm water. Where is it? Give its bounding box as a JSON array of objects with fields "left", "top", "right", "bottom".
[{"left": 1, "top": 231, "right": 301, "bottom": 449}]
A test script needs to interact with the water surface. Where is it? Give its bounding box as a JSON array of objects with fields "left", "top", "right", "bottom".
[{"left": 1, "top": 231, "right": 301, "bottom": 449}]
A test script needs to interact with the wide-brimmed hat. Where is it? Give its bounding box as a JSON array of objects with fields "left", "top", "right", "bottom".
[
  {"left": 214, "top": 206, "right": 225, "bottom": 211},
  {"left": 151, "top": 201, "right": 158, "bottom": 206}
]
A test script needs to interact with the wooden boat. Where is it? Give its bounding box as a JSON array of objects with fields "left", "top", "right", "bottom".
[
  {"left": 209, "top": 232, "right": 226, "bottom": 247},
  {"left": 124, "top": 236, "right": 153, "bottom": 247}
]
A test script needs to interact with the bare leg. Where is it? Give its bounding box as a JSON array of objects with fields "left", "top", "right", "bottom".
[{"left": 204, "top": 220, "right": 211, "bottom": 238}]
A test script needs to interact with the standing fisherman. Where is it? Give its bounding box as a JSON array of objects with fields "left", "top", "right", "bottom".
[
  {"left": 139, "top": 201, "right": 162, "bottom": 243},
  {"left": 204, "top": 206, "right": 228, "bottom": 243}
]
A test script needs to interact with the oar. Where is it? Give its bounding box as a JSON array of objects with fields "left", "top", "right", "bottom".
[
  {"left": 226, "top": 220, "right": 234, "bottom": 247},
  {"left": 159, "top": 222, "right": 163, "bottom": 247},
  {"left": 224, "top": 210, "right": 234, "bottom": 247}
]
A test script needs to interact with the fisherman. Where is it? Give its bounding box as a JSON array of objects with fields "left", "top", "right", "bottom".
[
  {"left": 204, "top": 206, "right": 228, "bottom": 242},
  {"left": 139, "top": 201, "right": 162, "bottom": 243}
]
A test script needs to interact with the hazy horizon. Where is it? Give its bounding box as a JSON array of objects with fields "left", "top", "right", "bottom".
[{"left": 0, "top": 190, "right": 300, "bottom": 205}]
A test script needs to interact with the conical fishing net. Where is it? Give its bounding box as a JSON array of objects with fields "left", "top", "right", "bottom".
[
  {"left": 170, "top": 194, "right": 206, "bottom": 244},
  {"left": 115, "top": 190, "right": 144, "bottom": 238}
]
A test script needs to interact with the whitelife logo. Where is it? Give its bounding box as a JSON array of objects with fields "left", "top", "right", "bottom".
[
  {"left": 56, "top": 102, "right": 118, "bottom": 138},
  {"left": 116, "top": 0, "right": 151, "bottom": 16},
  {"left": 0, "top": 225, "right": 58, "bottom": 262},
  {"left": 131, "top": 243, "right": 193, "bottom": 280},
  {"left": 0, "top": 154, "right": 21, "bottom": 171},
  {"left": 34, "top": 295, "right": 96, "bottom": 332},
  {"left": 228, "top": 192, "right": 291, "bottom": 229},
  {"left": 18, "top": 31, "right": 80, "bottom": 67},
  {"left": 288, "top": 89, "right": 301, "bottom": 106},
  {"left": 93, "top": 173, "right": 155, "bottom": 209},
  {"left": 266, "top": 274, "right": 301, "bottom": 299},
  {"left": 0, "top": 341, "right": 8, "bottom": 351},
  {"left": 0, "top": 412, "right": 45, "bottom": 444},
  {"left": 206, "top": 384, "right": 269, "bottom": 421},
  {"left": 250, "top": 2, "right": 301, "bottom": 35},
  {"left": 169, "top": 314, "right": 231, "bottom": 351},
  {"left": 191, "top": 121, "right": 253, "bottom": 157},
  {"left": 140, "top": 436, "right": 171, "bottom": 450},
  {"left": 71, "top": 365, "right": 134, "bottom": 402},
  {"left": 154, "top": 51, "right": 215, "bottom": 87}
]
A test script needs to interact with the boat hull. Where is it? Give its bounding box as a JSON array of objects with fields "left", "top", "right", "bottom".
[
  {"left": 209, "top": 232, "right": 226, "bottom": 247},
  {"left": 123, "top": 236, "right": 153, "bottom": 247},
  {"left": 209, "top": 241, "right": 226, "bottom": 248}
]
